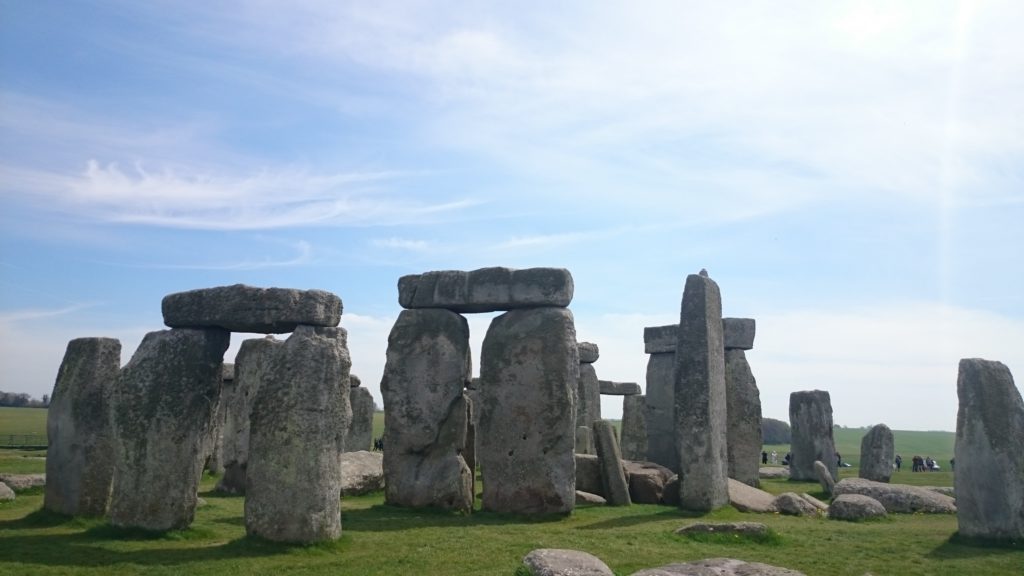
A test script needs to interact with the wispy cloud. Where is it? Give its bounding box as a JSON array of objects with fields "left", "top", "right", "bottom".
[
  {"left": 371, "top": 237, "right": 432, "bottom": 252},
  {"left": 0, "top": 303, "right": 98, "bottom": 324}
]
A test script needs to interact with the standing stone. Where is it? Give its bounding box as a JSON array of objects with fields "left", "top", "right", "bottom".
[
  {"left": 245, "top": 325, "right": 350, "bottom": 543},
  {"left": 216, "top": 337, "right": 276, "bottom": 494},
  {"left": 594, "top": 420, "right": 631, "bottom": 506},
  {"left": 465, "top": 388, "right": 480, "bottom": 474},
  {"left": 578, "top": 342, "right": 600, "bottom": 364},
  {"left": 575, "top": 426, "right": 594, "bottom": 456},
  {"left": 674, "top": 273, "right": 729, "bottom": 511},
  {"left": 162, "top": 284, "right": 342, "bottom": 333},
  {"left": 725, "top": 349, "right": 762, "bottom": 487},
  {"left": 955, "top": 358, "right": 1024, "bottom": 540},
  {"left": 44, "top": 337, "right": 121, "bottom": 517},
  {"left": 205, "top": 363, "right": 235, "bottom": 476},
  {"left": 480, "top": 307, "right": 577, "bottom": 515},
  {"left": 859, "top": 424, "right": 895, "bottom": 483},
  {"left": 644, "top": 352, "right": 677, "bottom": 472},
  {"left": 789, "top": 390, "right": 837, "bottom": 482},
  {"left": 620, "top": 395, "right": 648, "bottom": 462},
  {"left": 576, "top": 363, "right": 601, "bottom": 453},
  {"left": 110, "top": 328, "right": 229, "bottom": 531},
  {"left": 381, "top": 309, "right": 473, "bottom": 512},
  {"left": 346, "top": 386, "right": 374, "bottom": 452}
]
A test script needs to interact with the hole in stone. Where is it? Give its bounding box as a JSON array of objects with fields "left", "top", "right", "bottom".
[
  {"left": 508, "top": 450, "right": 514, "bottom": 457},
  {"left": 521, "top": 434, "right": 527, "bottom": 440}
]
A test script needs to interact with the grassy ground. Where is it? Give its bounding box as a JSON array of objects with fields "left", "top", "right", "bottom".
[{"left": 763, "top": 426, "right": 955, "bottom": 469}]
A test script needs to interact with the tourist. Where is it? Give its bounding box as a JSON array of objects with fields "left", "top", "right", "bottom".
[
  {"left": 770, "top": 450, "right": 778, "bottom": 464},
  {"left": 895, "top": 454, "right": 902, "bottom": 471},
  {"left": 762, "top": 451, "right": 768, "bottom": 465},
  {"left": 950, "top": 457, "right": 955, "bottom": 471}
]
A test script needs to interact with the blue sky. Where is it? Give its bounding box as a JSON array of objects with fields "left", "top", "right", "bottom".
[{"left": 2, "top": 1, "right": 1021, "bottom": 431}]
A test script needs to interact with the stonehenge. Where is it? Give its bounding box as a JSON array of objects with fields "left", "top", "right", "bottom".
[
  {"left": 643, "top": 326, "right": 679, "bottom": 472},
  {"left": 859, "top": 424, "right": 895, "bottom": 483},
  {"left": 674, "top": 272, "right": 730, "bottom": 511},
  {"left": 162, "top": 284, "right": 342, "bottom": 333},
  {"left": 217, "top": 337, "right": 276, "bottom": 494},
  {"left": 955, "top": 358, "right": 1024, "bottom": 540},
  {"left": 346, "top": 384, "right": 374, "bottom": 453},
  {"left": 575, "top": 342, "right": 601, "bottom": 454},
  {"left": 398, "top": 267, "right": 573, "bottom": 312},
  {"left": 724, "top": 321, "right": 762, "bottom": 488},
  {"left": 619, "top": 394, "right": 648, "bottom": 461},
  {"left": 45, "top": 337, "right": 121, "bottom": 517}
]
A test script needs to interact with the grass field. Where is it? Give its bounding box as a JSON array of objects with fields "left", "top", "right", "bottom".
[{"left": 3, "top": 408, "right": 1020, "bottom": 575}]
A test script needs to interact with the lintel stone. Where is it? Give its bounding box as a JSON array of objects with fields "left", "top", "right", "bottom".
[
  {"left": 162, "top": 284, "right": 341, "bottom": 333},
  {"left": 599, "top": 380, "right": 641, "bottom": 395},
  {"left": 398, "top": 267, "right": 573, "bottom": 313}
]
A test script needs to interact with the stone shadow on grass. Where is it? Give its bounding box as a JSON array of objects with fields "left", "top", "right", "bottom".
[
  {"left": 0, "top": 526, "right": 294, "bottom": 568},
  {"left": 574, "top": 508, "right": 689, "bottom": 530},
  {"left": 927, "top": 533, "right": 1024, "bottom": 559},
  {"left": 342, "top": 504, "right": 567, "bottom": 532}
]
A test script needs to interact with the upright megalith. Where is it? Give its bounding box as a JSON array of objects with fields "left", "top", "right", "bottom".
[
  {"left": 44, "top": 337, "right": 121, "bottom": 517},
  {"left": 480, "top": 307, "right": 578, "bottom": 514},
  {"left": 620, "top": 394, "right": 648, "bottom": 462},
  {"left": 576, "top": 344, "right": 601, "bottom": 454},
  {"left": 205, "top": 363, "right": 235, "bottom": 476},
  {"left": 162, "top": 284, "right": 341, "bottom": 334},
  {"left": 643, "top": 324, "right": 678, "bottom": 472},
  {"left": 346, "top": 385, "right": 374, "bottom": 453},
  {"left": 110, "top": 328, "right": 229, "bottom": 531},
  {"left": 725, "top": 347, "right": 762, "bottom": 487},
  {"left": 216, "top": 337, "right": 276, "bottom": 494},
  {"left": 245, "top": 325, "right": 350, "bottom": 543},
  {"left": 789, "top": 390, "right": 837, "bottom": 482},
  {"left": 674, "top": 273, "right": 729, "bottom": 511},
  {"left": 593, "top": 420, "right": 631, "bottom": 506},
  {"left": 859, "top": 424, "right": 895, "bottom": 483},
  {"left": 398, "top": 267, "right": 573, "bottom": 313},
  {"left": 955, "top": 359, "right": 1024, "bottom": 540},
  {"left": 381, "top": 309, "right": 473, "bottom": 513}
]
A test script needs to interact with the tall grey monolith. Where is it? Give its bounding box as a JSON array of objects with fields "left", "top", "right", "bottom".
[
  {"left": 245, "top": 325, "right": 350, "bottom": 543},
  {"left": 216, "top": 337, "right": 276, "bottom": 494},
  {"left": 593, "top": 420, "right": 631, "bottom": 506},
  {"left": 44, "top": 337, "right": 121, "bottom": 517},
  {"left": 110, "top": 328, "right": 229, "bottom": 531},
  {"left": 620, "top": 394, "right": 648, "bottom": 462},
  {"left": 381, "top": 309, "right": 473, "bottom": 512},
  {"left": 859, "top": 424, "right": 895, "bottom": 483},
  {"left": 955, "top": 358, "right": 1024, "bottom": 540},
  {"left": 576, "top": 363, "right": 601, "bottom": 453},
  {"left": 480, "top": 307, "right": 578, "bottom": 514},
  {"left": 204, "top": 363, "right": 234, "bottom": 476},
  {"left": 644, "top": 327, "right": 678, "bottom": 471},
  {"left": 789, "top": 390, "right": 837, "bottom": 482},
  {"left": 346, "top": 385, "right": 374, "bottom": 452},
  {"left": 674, "top": 273, "right": 729, "bottom": 511},
  {"left": 725, "top": 348, "right": 762, "bottom": 487}
]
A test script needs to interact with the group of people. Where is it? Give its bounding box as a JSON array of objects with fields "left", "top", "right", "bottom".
[
  {"left": 760, "top": 450, "right": 780, "bottom": 465},
  {"left": 908, "top": 454, "right": 940, "bottom": 472}
]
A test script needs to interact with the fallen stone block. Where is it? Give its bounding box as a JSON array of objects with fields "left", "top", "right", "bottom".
[{"left": 522, "top": 549, "right": 613, "bottom": 576}]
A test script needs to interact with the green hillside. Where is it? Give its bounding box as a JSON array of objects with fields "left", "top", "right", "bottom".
[{"left": 764, "top": 426, "right": 955, "bottom": 468}]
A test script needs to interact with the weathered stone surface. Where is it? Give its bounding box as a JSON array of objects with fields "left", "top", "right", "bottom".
[
  {"left": 522, "top": 549, "right": 614, "bottom": 576},
  {"left": 630, "top": 558, "right": 806, "bottom": 576},
  {"left": 577, "top": 363, "right": 601, "bottom": 450},
  {"left": 578, "top": 341, "right": 600, "bottom": 364},
  {"left": 814, "top": 460, "right": 835, "bottom": 496},
  {"left": 110, "top": 328, "right": 229, "bottom": 531},
  {"left": 464, "top": 390, "right": 478, "bottom": 488},
  {"left": 480, "top": 307, "right": 578, "bottom": 515},
  {"left": 643, "top": 324, "right": 678, "bottom": 354},
  {"left": 575, "top": 426, "right": 594, "bottom": 456},
  {"left": 829, "top": 493, "right": 887, "bottom": 521},
  {"left": 204, "top": 363, "right": 233, "bottom": 476},
  {"left": 674, "top": 273, "right": 729, "bottom": 511},
  {"left": 576, "top": 490, "right": 607, "bottom": 505},
  {"left": 340, "top": 450, "right": 384, "bottom": 496},
  {"left": 727, "top": 478, "right": 777, "bottom": 513},
  {"left": 0, "top": 474, "right": 45, "bottom": 490},
  {"left": 798, "top": 493, "right": 830, "bottom": 512},
  {"left": 923, "top": 486, "right": 956, "bottom": 498},
  {"left": 645, "top": 352, "right": 677, "bottom": 472},
  {"left": 398, "top": 267, "right": 574, "bottom": 312},
  {"left": 722, "top": 318, "right": 755, "bottom": 350},
  {"left": 675, "top": 522, "right": 770, "bottom": 537},
  {"left": 662, "top": 475, "right": 680, "bottom": 507},
  {"left": 833, "top": 478, "right": 956, "bottom": 514},
  {"left": 955, "top": 358, "right": 1024, "bottom": 540},
  {"left": 620, "top": 395, "right": 648, "bottom": 461},
  {"left": 789, "top": 390, "right": 837, "bottom": 482},
  {"left": 0, "top": 482, "right": 13, "bottom": 501},
  {"left": 774, "top": 492, "right": 821, "bottom": 517},
  {"left": 594, "top": 420, "right": 631, "bottom": 506},
  {"left": 346, "top": 386, "right": 374, "bottom": 452},
  {"left": 725, "top": 349, "right": 761, "bottom": 488},
  {"left": 162, "top": 284, "right": 341, "bottom": 333},
  {"left": 625, "top": 461, "right": 672, "bottom": 504},
  {"left": 575, "top": 454, "right": 603, "bottom": 496},
  {"left": 349, "top": 374, "right": 361, "bottom": 387},
  {"left": 44, "top": 337, "right": 120, "bottom": 517},
  {"left": 599, "top": 380, "right": 642, "bottom": 395},
  {"left": 216, "top": 337, "right": 276, "bottom": 495},
  {"left": 859, "top": 424, "right": 895, "bottom": 483},
  {"left": 381, "top": 309, "right": 473, "bottom": 512},
  {"left": 759, "top": 467, "right": 789, "bottom": 479},
  {"left": 245, "top": 326, "right": 349, "bottom": 543}
]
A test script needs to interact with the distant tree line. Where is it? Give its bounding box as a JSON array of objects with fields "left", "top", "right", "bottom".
[
  {"left": 0, "top": 391, "right": 49, "bottom": 408},
  {"left": 761, "top": 417, "right": 791, "bottom": 444}
]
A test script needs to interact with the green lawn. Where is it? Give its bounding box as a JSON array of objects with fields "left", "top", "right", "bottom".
[{"left": 764, "top": 426, "right": 955, "bottom": 469}]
